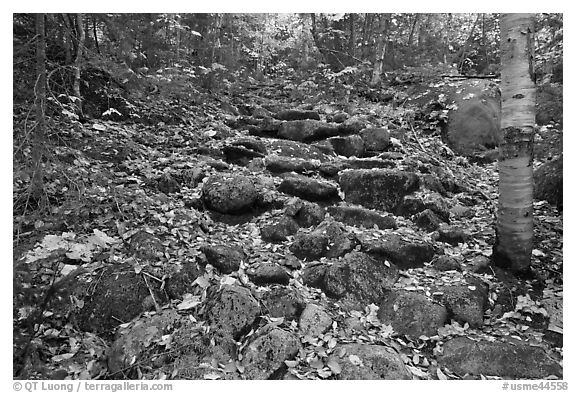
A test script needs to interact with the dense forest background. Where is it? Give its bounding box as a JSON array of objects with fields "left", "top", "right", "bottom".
[{"left": 12, "top": 13, "right": 564, "bottom": 382}]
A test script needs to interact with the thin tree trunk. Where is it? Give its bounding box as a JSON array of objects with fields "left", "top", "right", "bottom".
[
  {"left": 32, "top": 13, "right": 46, "bottom": 199},
  {"left": 73, "top": 13, "right": 85, "bottom": 117},
  {"left": 407, "top": 13, "right": 419, "bottom": 46},
  {"left": 348, "top": 13, "right": 355, "bottom": 57},
  {"left": 493, "top": 13, "right": 536, "bottom": 274},
  {"left": 92, "top": 16, "right": 100, "bottom": 54}
]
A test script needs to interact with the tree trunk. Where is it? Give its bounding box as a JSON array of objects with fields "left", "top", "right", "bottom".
[
  {"left": 493, "top": 13, "right": 536, "bottom": 274},
  {"left": 92, "top": 15, "right": 100, "bottom": 54},
  {"left": 32, "top": 13, "right": 47, "bottom": 199},
  {"left": 348, "top": 13, "right": 355, "bottom": 57},
  {"left": 370, "top": 14, "right": 389, "bottom": 86},
  {"left": 73, "top": 13, "right": 85, "bottom": 117},
  {"left": 407, "top": 13, "right": 419, "bottom": 47}
]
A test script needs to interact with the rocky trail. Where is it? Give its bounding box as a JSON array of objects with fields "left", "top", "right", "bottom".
[{"left": 13, "top": 74, "right": 563, "bottom": 381}]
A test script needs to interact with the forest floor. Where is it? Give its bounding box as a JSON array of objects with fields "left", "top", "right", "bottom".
[{"left": 12, "top": 69, "right": 563, "bottom": 380}]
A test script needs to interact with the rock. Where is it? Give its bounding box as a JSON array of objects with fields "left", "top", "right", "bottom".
[
  {"left": 437, "top": 225, "right": 470, "bottom": 246},
  {"left": 76, "top": 265, "right": 164, "bottom": 334},
  {"left": 229, "top": 136, "right": 268, "bottom": 154},
  {"left": 290, "top": 220, "right": 357, "bottom": 261},
  {"left": 319, "top": 159, "right": 396, "bottom": 177},
  {"left": 413, "top": 209, "right": 444, "bottom": 232},
  {"left": 467, "top": 255, "right": 492, "bottom": 274},
  {"left": 248, "top": 117, "right": 283, "bottom": 137},
  {"left": 289, "top": 230, "right": 329, "bottom": 261},
  {"left": 260, "top": 286, "right": 305, "bottom": 321},
  {"left": 166, "top": 261, "right": 202, "bottom": 299},
  {"left": 260, "top": 216, "right": 300, "bottom": 242},
  {"left": 377, "top": 290, "right": 448, "bottom": 338},
  {"left": 437, "top": 280, "right": 488, "bottom": 328},
  {"left": 396, "top": 193, "right": 451, "bottom": 222},
  {"left": 276, "top": 109, "right": 321, "bottom": 121},
  {"left": 449, "top": 203, "right": 473, "bottom": 219},
  {"left": 432, "top": 255, "right": 462, "bottom": 272},
  {"left": 266, "top": 139, "right": 330, "bottom": 162},
  {"left": 171, "top": 325, "right": 238, "bottom": 380},
  {"left": 327, "top": 112, "right": 349, "bottom": 123},
  {"left": 359, "top": 127, "right": 391, "bottom": 152},
  {"left": 179, "top": 167, "right": 205, "bottom": 188},
  {"left": 157, "top": 173, "right": 180, "bottom": 194},
  {"left": 445, "top": 80, "right": 501, "bottom": 154},
  {"left": 534, "top": 155, "right": 562, "bottom": 210},
  {"left": 129, "top": 231, "right": 164, "bottom": 261},
  {"left": 278, "top": 174, "right": 339, "bottom": 202},
  {"left": 321, "top": 251, "right": 399, "bottom": 309},
  {"left": 284, "top": 198, "right": 325, "bottom": 228},
  {"left": 299, "top": 303, "right": 333, "bottom": 337},
  {"left": 247, "top": 263, "right": 291, "bottom": 286},
  {"left": 336, "top": 343, "right": 412, "bottom": 379},
  {"left": 438, "top": 337, "right": 562, "bottom": 379},
  {"left": 345, "top": 158, "right": 397, "bottom": 170},
  {"left": 265, "top": 155, "right": 320, "bottom": 174},
  {"left": 205, "top": 285, "right": 260, "bottom": 339},
  {"left": 252, "top": 106, "right": 272, "bottom": 119},
  {"left": 339, "top": 169, "right": 420, "bottom": 212},
  {"left": 223, "top": 145, "right": 265, "bottom": 166},
  {"left": 202, "top": 174, "right": 259, "bottom": 214},
  {"left": 301, "top": 263, "right": 328, "bottom": 288},
  {"left": 241, "top": 328, "right": 301, "bottom": 379},
  {"left": 311, "top": 140, "right": 336, "bottom": 155},
  {"left": 108, "top": 310, "right": 181, "bottom": 375},
  {"left": 360, "top": 234, "right": 435, "bottom": 269},
  {"left": 278, "top": 120, "right": 339, "bottom": 142},
  {"left": 328, "top": 135, "right": 365, "bottom": 157},
  {"left": 337, "top": 116, "right": 366, "bottom": 133},
  {"left": 328, "top": 205, "right": 397, "bottom": 229},
  {"left": 200, "top": 244, "right": 246, "bottom": 274}
]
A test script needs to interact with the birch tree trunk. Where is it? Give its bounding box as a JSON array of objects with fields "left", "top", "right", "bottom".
[{"left": 493, "top": 13, "right": 536, "bottom": 274}]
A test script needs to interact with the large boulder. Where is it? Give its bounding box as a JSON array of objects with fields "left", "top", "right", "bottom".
[
  {"left": 438, "top": 337, "right": 562, "bottom": 379},
  {"left": 289, "top": 220, "right": 357, "bottom": 261},
  {"left": 321, "top": 251, "right": 399, "bottom": 309},
  {"left": 360, "top": 234, "right": 435, "bottom": 269},
  {"left": 108, "top": 310, "right": 181, "bottom": 376},
  {"left": 247, "top": 263, "right": 291, "bottom": 286},
  {"left": 534, "top": 154, "right": 562, "bottom": 210},
  {"left": 76, "top": 265, "right": 164, "bottom": 334},
  {"left": 445, "top": 80, "right": 501, "bottom": 154},
  {"left": 260, "top": 215, "right": 300, "bottom": 242},
  {"left": 327, "top": 135, "right": 365, "bottom": 157},
  {"left": 377, "top": 290, "right": 448, "bottom": 338},
  {"left": 241, "top": 328, "right": 301, "bottom": 379},
  {"left": 205, "top": 285, "right": 260, "bottom": 339},
  {"left": 265, "top": 155, "right": 320, "bottom": 174},
  {"left": 339, "top": 169, "right": 420, "bottom": 212},
  {"left": 284, "top": 198, "right": 325, "bottom": 228},
  {"left": 278, "top": 120, "right": 340, "bottom": 142},
  {"left": 200, "top": 244, "right": 246, "bottom": 274},
  {"left": 328, "top": 205, "right": 397, "bottom": 229},
  {"left": 276, "top": 109, "right": 321, "bottom": 121},
  {"left": 436, "top": 278, "right": 488, "bottom": 328},
  {"left": 278, "top": 174, "right": 340, "bottom": 202},
  {"left": 359, "top": 127, "right": 391, "bottom": 152},
  {"left": 265, "top": 139, "right": 330, "bottom": 162},
  {"left": 336, "top": 344, "right": 412, "bottom": 379},
  {"left": 259, "top": 286, "right": 305, "bottom": 321},
  {"left": 299, "top": 303, "right": 333, "bottom": 337},
  {"left": 202, "top": 174, "right": 259, "bottom": 214}
]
